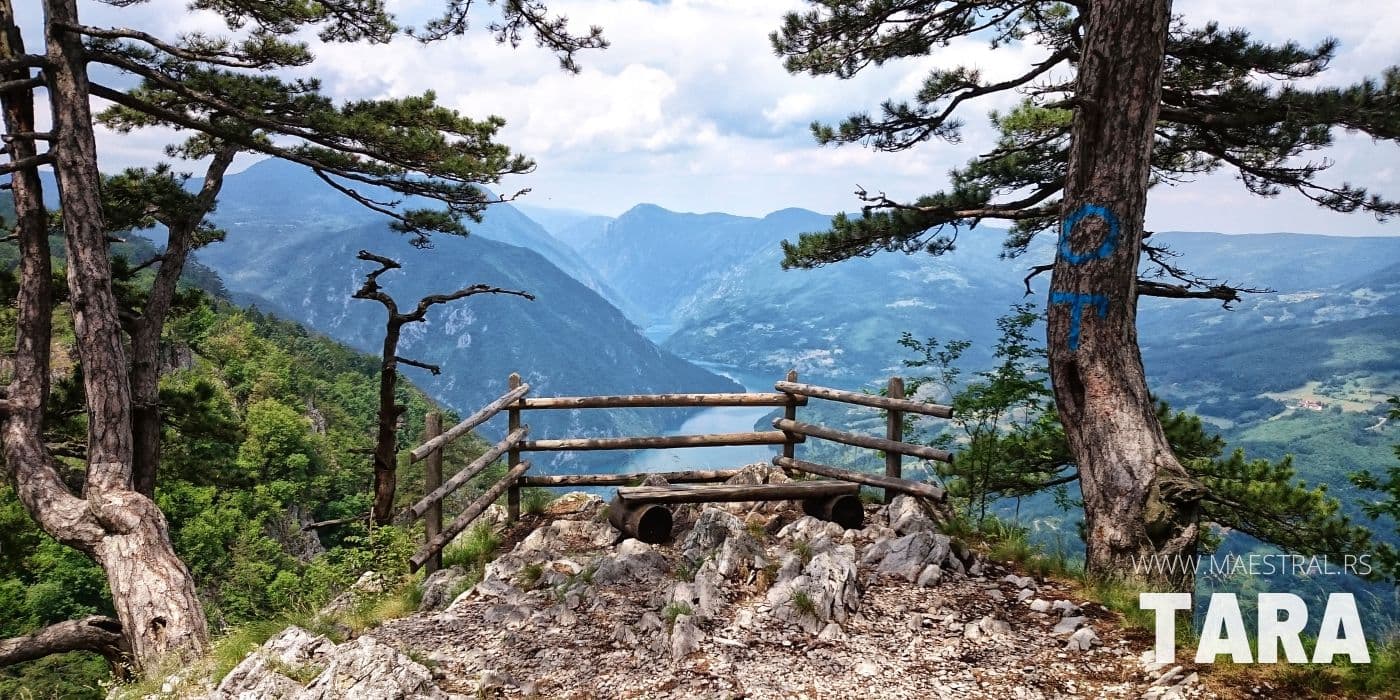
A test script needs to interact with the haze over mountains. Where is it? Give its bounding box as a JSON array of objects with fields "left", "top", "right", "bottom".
[{"left": 171, "top": 159, "right": 1398, "bottom": 497}]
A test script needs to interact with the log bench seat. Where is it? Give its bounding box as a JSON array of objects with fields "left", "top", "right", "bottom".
[{"left": 609, "top": 480, "right": 864, "bottom": 543}]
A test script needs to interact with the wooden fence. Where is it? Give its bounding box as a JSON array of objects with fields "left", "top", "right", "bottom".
[{"left": 399, "top": 370, "right": 953, "bottom": 572}]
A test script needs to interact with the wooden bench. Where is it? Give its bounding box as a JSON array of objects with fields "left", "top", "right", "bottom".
[{"left": 609, "top": 481, "right": 863, "bottom": 543}]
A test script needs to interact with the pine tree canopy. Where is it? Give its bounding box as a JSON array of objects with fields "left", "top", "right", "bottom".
[
  {"left": 905, "top": 306, "right": 1372, "bottom": 560},
  {"left": 772, "top": 1, "right": 1399, "bottom": 301},
  {"left": 30, "top": 0, "right": 606, "bottom": 246}
]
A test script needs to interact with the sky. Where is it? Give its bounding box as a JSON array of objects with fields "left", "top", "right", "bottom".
[{"left": 12, "top": 0, "right": 1400, "bottom": 236}]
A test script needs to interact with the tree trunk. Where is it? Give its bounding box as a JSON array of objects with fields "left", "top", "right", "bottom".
[
  {"left": 1046, "top": 0, "right": 1202, "bottom": 590},
  {"left": 131, "top": 144, "right": 238, "bottom": 496},
  {"left": 371, "top": 319, "right": 405, "bottom": 525},
  {"left": 0, "top": 0, "right": 214, "bottom": 671}
]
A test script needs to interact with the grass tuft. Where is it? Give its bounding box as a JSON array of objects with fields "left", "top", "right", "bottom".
[
  {"left": 792, "top": 538, "right": 814, "bottom": 565},
  {"left": 518, "top": 561, "right": 545, "bottom": 589},
  {"left": 662, "top": 601, "right": 693, "bottom": 629},
  {"left": 521, "top": 488, "right": 555, "bottom": 515},
  {"left": 790, "top": 589, "right": 817, "bottom": 619}
]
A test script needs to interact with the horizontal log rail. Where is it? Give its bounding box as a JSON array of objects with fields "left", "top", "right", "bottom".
[
  {"left": 409, "top": 383, "right": 530, "bottom": 462},
  {"left": 775, "top": 380, "right": 952, "bottom": 419},
  {"left": 400, "top": 426, "right": 528, "bottom": 523},
  {"left": 518, "top": 468, "right": 742, "bottom": 487},
  {"left": 411, "top": 460, "right": 531, "bottom": 571},
  {"left": 772, "top": 417, "right": 953, "bottom": 463},
  {"left": 520, "top": 430, "right": 797, "bottom": 452},
  {"left": 773, "top": 456, "right": 946, "bottom": 501},
  {"left": 615, "top": 480, "right": 858, "bottom": 505},
  {"left": 521, "top": 392, "right": 804, "bottom": 409}
]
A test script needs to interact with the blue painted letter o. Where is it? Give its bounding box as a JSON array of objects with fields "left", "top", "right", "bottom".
[{"left": 1059, "top": 203, "right": 1119, "bottom": 265}]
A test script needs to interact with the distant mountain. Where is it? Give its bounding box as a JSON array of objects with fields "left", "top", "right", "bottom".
[
  {"left": 212, "top": 159, "right": 638, "bottom": 316},
  {"left": 573, "top": 205, "right": 817, "bottom": 327},
  {"left": 512, "top": 204, "right": 604, "bottom": 237},
  {"left": 193, "top": 165, "right": 743, "bottom": 468},
  {"left": 552, "top": 215, "right": 615, "bottom": 252},
  {"left": 567, "top": 202, "right": 1400, "bottom": 393}
]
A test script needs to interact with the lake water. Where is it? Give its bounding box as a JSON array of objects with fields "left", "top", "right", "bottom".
[{"left": 613, "top": 361, "right": 781, "bottom": 473}]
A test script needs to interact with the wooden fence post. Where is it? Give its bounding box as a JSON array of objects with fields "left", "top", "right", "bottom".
[
  {"left": 780, "top": 370, "right": 798, "bottom": 475},
  {"left": 423, "top": 411, "right": 443, "bottom": 574},
  {"left": 506, "top": 372, "right": 522, "bottom": 522},
  {"left": 885, "top": 376, "right": 904, "bottom": 504}
]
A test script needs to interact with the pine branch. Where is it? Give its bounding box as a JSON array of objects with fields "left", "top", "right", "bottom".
[
  {"left": 0, "top": 151, "right": 53, "bottom": 175},
  {"left": 394, "top": 356, "right": 441, "bottom": 375},
  {"left": 0, "top": 76, "right": 42, "bottom": 94},
  {"left": 57, "top": 23, "right": 306, "bottom": 69}
]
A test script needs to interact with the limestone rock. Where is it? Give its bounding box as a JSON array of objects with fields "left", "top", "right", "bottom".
[
  {"left": 544, "top": 491, "right": 605, "bottom": 518},
  {"left": 873, "top": 531, "right": 953, "bottom": 581},
  {"left": 1066, "top": 626, "right": 1100, "bottom": 651},
  {"left": 1053, "top": 616, "right": 1087, "bottom": 635},
  {"left": 768, "top": 545, "right": 860, "bottom": 634},
  {"left": 680, "top": 508, "right": 743, "bottom": 562},
  {"left": 214, "top": 627, "right": 334, "bottom": 700},
  {"left": 669, "top": 615, "right": 703, "bottom": 660},
  {"left": 721, "top": 463, "right": 792, "bottom": 514},
  {"left": 885, "top": 495, "right": 937, "bottom": 535},
  {"left": 592, "top": 539, "right": 668, "bottom": 585},
  {"left": 418, "top": 566, "right": 470, "bottom": 612},
  {"left": 298, "top": 635, "right": 446, "bottom": 699}
]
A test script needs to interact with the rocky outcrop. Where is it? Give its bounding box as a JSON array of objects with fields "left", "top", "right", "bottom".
[
  {"left": 213, "top": 627, "right": 446, "bottom": 700},
  {"left": 767, "top": 544, "right": 861, "bottom": 634},
  {"left": 418, "top": 567, "right": 471, "bottom": 612},
  {"left": 132, "top": 491, "right": 1194, "bottom": 700}
]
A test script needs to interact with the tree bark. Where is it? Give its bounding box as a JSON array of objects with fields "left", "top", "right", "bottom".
[
  {"left": 371, "top": 316, "right": 407, "bottom": 525},
  {"left": 0, "top": 0, "right": 215, "bottom": 672},
  {"left": 1047, "top": 0, "right": 1203, "bottom": 590},
  {"left": 0, "top": 616, "right": 128, "bottom": 669},
  {"left": 130, "top": 144, "right": 239, "bottom": 496}
]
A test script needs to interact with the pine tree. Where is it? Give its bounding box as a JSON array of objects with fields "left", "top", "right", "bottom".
[
  {"left": 0, "top": 0, "right": 602, "bottom": 672},
  {"left": 772, "top": 1, "right": 1396, "bottom": 588},
  {"left": 905, "top": 308, "right": 1371, "bottom": 565},
  {"left": 1352, "top": 397, "right": 1400, "bottom": 582}
]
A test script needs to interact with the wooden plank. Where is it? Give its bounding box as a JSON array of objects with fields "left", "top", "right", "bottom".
[
  {"left": 399, "top": 426, "right": 527, "bottom": 523},
  {"left": 616, "top": 480, "right": 858, "bottom": 505},
  {"left": 521, "top": 392, "right": 805, "bottom": 409},
  {"left": 409, "top": 383, "right": 529, "bottom": 462},
  {"left": 423, "top": 412, "right": 443, "bottom": 574},
  {"left": 521, "top": 430, "right": 796, "bottom": 452},
  {"left": 772, "top": 417, "right": 954, "bottom": 463},
  {"left": 411, "top": 460, "right": 531, "bottom": 572},
  {"left": 773, "top": 455, "right": 946, "bottom": 501},
  {"left": 885, "top": 376, "right": 904, "bottom": 504},
  {"left": 774, "top": 380, "right": 952, "bottom": 419},
  {"left": 518, "top": 469, "right": 743, "bottom": 487}
]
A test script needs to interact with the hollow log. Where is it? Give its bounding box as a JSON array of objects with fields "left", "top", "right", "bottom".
[
  {"left": 802, "top": 493, "right": 866, "bottom": 529},
  {"left": 772, "top": 418, "right": 953, "bottom": 463},
  {"left": 518, "top": 469, "right": 742, "bottom": 487},
  {"left": 615, "top": 480, "right": 858, "bottom": 505},
  {"left": 400, "top": 426, "right": 527, "bottom": 523},
  {"left": 773, "top": 456, "right": 947, "bottom": 501},
  {"left": 410, "top": 383, "right": 529, "bottom": 462},
  {"left": 774, "top": 380, "right": 952, "bottom": 418},
  {"left": 410, "top": 460, "right": 531, "bottom": 571},
  {"left": 521, "top": 430, "right": 796, "bottom": 452},
  {"left": 521, "top": 392, "right": 804, "bottom": 409},
  {"left": 608, "top": 493, "right": 673, "bottom": 544}
]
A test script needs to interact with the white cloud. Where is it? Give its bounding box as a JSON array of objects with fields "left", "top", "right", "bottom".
[{"left": 13, "top": 0, "right": 1399, "bottom": 235}]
